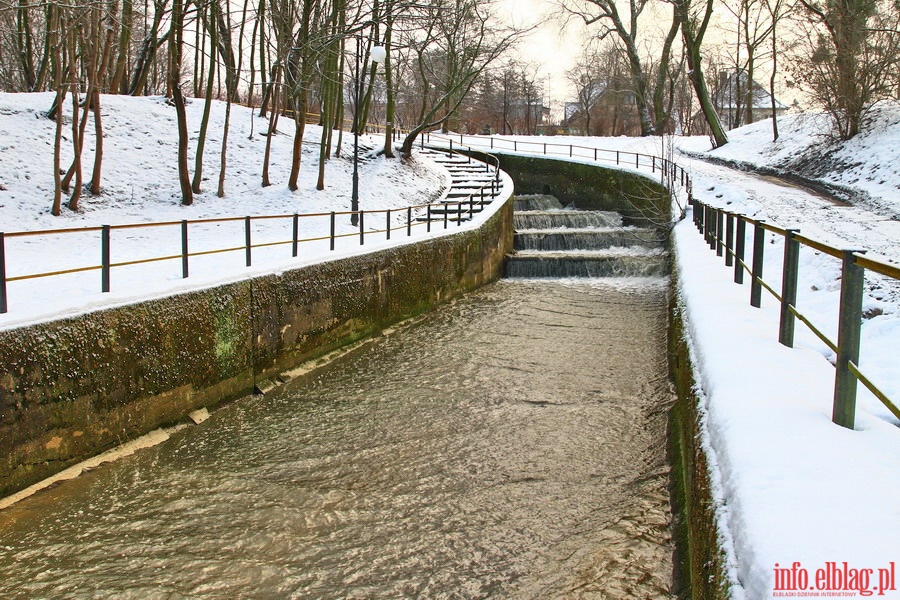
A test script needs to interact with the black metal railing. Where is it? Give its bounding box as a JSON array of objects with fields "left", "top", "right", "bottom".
[{"left": 689, "top": 196, "right": 900, "bottom": 429}]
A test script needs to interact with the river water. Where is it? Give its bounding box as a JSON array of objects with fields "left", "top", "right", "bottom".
[{"left": 0, "top": 278, "right": 675, "bottom": 599}]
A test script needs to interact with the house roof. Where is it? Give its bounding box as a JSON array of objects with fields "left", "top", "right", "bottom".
[{"left": 716, "top": 69, "right": 787, "bottom": 110}]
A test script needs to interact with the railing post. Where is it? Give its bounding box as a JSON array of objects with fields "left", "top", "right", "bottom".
[
  {"left": 427, "top": 205, "right": 432, "bottom": 232},
  {"left": 407, "top": 207, "right": 412, "bottom": 236},
  {"left": 652, "top": 156, "right": 656, "bottom": 172},
  {"left": 569, "top": 146, "right": 573, "bottom": 158},
  {"left": 725, "top": 213, "right": 734, "bottom": 267},
  {"left": 386, "top": 209, "right": 391, "bottom": 240},
  {"left": 735, "top": 216, "right": 746, "bottom": 284},
  {"left": 716, "top": 209, "right": 724, "bottom": 256},
  {"left": 635, "top": 154, "right": 639, "bottom": 168},
  {"left": 514, "top": 140, "right": 517, "bottom": 152},
  {"left": 443, "top": 206, "right": 448, "bottom": 229},
  {"left": 832, "top": 250, "right": 866, "bottom": 429},
  {"left": 0, "top": 232, "right": 7, "bottom": 313},
  {"left": 457, "top": 201, "right": 463, "bottom": 225},
  {"left": 448, "top": 139, "right": 453, "bottom": 157},
  {"left": 330, "top": 212, "right": 336, "bottom": 251},
  {"left": 359, "top": 210, "right": 365, "bottom": 245},
  {"left": 701, "top": 204, "right": 710, "bottom": 240},
  {"left": 543, "top": 143, "right": 547, "bottom": 154},
  {"left": 750, "top": 221, "right": 765, "bottom": 307},
  {"left": 616, "top": 150, "right": 620, "bottom": 165},
  {"left": 594, "top": 148, "right": 597, "bottom": 161},
  {"left": 101, "top": 225, "right": 111, "bottom": 292},
  {"left": 244, "top": 216, "right": 252, "bottom": 266},
  {"left": 292, "top": 213, "right": 299, "bottom": 257},
  {"left": 181, "top": 220, "right": 189, "bottom": 278},
  {"left": 779, "top": 229, "right": 801, "bottom": 347}
]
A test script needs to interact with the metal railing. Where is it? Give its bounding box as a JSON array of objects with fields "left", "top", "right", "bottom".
[
  {"left": 689, "top": 196, "right": 900, "bottom": 428},
  {"left": 0, "top": 165, "right": 504, "bottom": 316},
  {"left": 423, "top": 132, "right": 691, "bottom": 198}
]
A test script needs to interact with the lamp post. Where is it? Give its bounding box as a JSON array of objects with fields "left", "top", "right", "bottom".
[{"left": 351, "top": 37, "right": 386, "bottom": 226}]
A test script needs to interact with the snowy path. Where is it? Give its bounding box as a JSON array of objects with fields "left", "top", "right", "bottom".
[{"left": 680, "top": 152, "right": 900, "bottom": 272}]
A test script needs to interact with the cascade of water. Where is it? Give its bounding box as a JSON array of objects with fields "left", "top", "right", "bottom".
[
  {"left": 513, "top": 212, "right": 624, "bottom": 230},
  {"left": 505, "top": 196, "right": 668, "bottom": 279},
  {"left": 514, "top": 229, "right": 662, "bottom": 252},
  {"left": 513, "top": 195, "right": 565, "bottom": 212}
]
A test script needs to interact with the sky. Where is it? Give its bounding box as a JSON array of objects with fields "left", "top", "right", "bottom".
[{"left": 495, "top": 0, "right": 586, "bottom": 116}]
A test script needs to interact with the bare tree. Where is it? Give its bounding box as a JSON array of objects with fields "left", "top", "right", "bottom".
[
  {"left": 796, "top": 0, "right": 899, "bottom": 138},
  {"left": 562, "top": 0, "right": 671, "bottom": 136},
  {"left": 398, "top": 0, "right": 524, "bottom": 155},
  {"left": 674, "top": 0, "right": 728, "bottom": 147}
]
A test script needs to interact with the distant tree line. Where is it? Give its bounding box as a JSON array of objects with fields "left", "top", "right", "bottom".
[{"left": 0, "top": 0, "right": 524, "bottom": 212}]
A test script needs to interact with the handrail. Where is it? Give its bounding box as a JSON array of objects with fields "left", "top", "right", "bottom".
[
  {"left": 0, "top": 151, "right": 504, "bottom": 316},
  {"left": 423, "top": 131, "right": 692, "bottom": 209},
  {"left": 689, "top": 196, "right": 899, "bottom": 429}
]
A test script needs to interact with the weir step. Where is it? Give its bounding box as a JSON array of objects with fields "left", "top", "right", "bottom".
[
  {"left": 514, "top": 228, "right": 664, "bottom": 252},
  {"left": 505, "top": 194, "right": 669, "bottom": 279},
  {"left": 505, "top": 251, "right": 668, "bottom": 278}
]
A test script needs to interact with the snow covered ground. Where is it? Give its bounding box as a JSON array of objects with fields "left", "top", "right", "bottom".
[
  {"left": 0, "top": 93, "right": 512, "bottom": 329},
  {"left": 2, "top": 93, "right": 899, "bottom": 598}
]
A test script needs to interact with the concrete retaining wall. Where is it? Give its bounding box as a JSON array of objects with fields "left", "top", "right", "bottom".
[
  {"left": 0, "top": 199, "right": 514, "bottom": 497},
  {"left": 669, "top": 275, "right": 731, "bottom": 600}
]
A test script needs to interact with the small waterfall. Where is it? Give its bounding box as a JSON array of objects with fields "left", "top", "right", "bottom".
[
  {"left": 505, "top": 195, "right": 668, "bottom": 279},
  {"left": 513, "top": 195, "right": 564, "bottom": 211},
  {"left": 514, "top": 212, "right": 623, "bottom": 230},
  {"left": 514, "top": 229, "right": 662, "bottom": 252}
]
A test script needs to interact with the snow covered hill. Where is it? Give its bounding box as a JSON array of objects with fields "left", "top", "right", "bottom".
[
  {"left": 0, "top": 92, "right": 446, "bottom": 230},
  {"left": 680, "top": 101, "right": 900, "bottom": 218}
]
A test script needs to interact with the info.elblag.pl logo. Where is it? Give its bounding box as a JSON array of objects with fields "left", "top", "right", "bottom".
[{"left": 773, "top": 562, "right": 897, "bottom": 597}]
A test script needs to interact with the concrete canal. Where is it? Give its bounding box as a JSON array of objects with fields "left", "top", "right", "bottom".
[{"left": 0, "top": 195, "right": 678, "bottom": 598}]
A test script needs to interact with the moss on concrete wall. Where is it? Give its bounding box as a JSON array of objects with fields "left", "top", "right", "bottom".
[
  {"left": 668, "top": 274, "right": 731, "bottom": 600},
  {"left": 0, "top": 199, "right": 513, "bottom": 497}
]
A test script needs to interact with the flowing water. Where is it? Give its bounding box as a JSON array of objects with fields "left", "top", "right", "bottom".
[
  {"left": 0, "top": 278, "right": 675, "bottom": 599},
  {"left": 505, "top": 196, "right": 669, "bottom": 280}
]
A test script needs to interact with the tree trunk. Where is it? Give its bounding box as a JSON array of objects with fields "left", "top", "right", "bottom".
[
  {"left": 169, "top": 0, "right": 192, "bottom": 204},
  {"left": 192, "top": 8, "right": 217, "bottom": 194},
  {"left": 678, "top": 0, "right": 728, "bottom": 147},
  {"left": 66, "top": 20, "right": 82, "bottom": 211},
  {"left": 111, "top": 0, "right": 133, "bottom": 93},
  {"left": 262, "top": 69, "right": 281, "bottom": 187},
  {"left": 90, "top": 88, "right": 104, "bottom": 196},
  {"left": 382, "top": 3, "right": 395, "bottom": 158},
  {"left": 770, "top": 9, "right": 779, "bottom": 141},
  {"left": 653, "top": 11, "right": 681, "bottom": 134},
  {"left": 50, "top": 4, "right": 64, "bottom": 216},
  {"left": 15, "top": 0, "right": 37, "bottom": 90}
]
